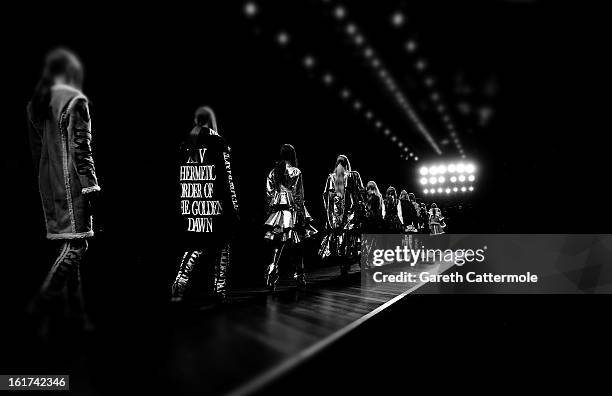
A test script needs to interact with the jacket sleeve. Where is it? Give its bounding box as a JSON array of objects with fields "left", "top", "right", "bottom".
[
  {"left": 294, "top": 172, "right": 305, "bottom": 218},
  {"left": 222, "top": 146, "right": 239, "bottom": 220},
  {"left": 397, "top": 201, "right": 404, "bottom": 225},
  {"left": 69, "top": 97, "right": 100, "bottom": 194},
  {"left": 322, "top": 174, "right": 333, "bottom": 228},
  {"left": 266, "top": 170, "right": 275, "bottom": 213},
  {"left": 353, "top": 171, "right": 365, "bottom": 192},
  {"left": 348, "top": 171, "right": 365, "bottom": 215}
]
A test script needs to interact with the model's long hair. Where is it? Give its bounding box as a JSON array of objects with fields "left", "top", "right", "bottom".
[
  {"left": 185, "top": 106, "right": 219, "bottom": 157},
  {"left": 366, "top": 181, "right": 382, "bottom": 202},
  {"left": 386, "top": 186, "right": 398, "bottom": 206},
  {"left": 429, "top": 203, "right": 439, "bottom": 217},
  {"left": 273, "top": 144, "right": 298, "bottom": 188},
  {"left": 30, "top": 48, "right": 84, "bottom": 122},
  {"left": 334, "top": 154, "right": 351, "bottom": 173},
  {"left": 193, "top": 106, "right": 218, "bottom": 131}
]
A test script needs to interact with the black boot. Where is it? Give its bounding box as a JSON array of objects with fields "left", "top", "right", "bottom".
[
  {"left": 265, "top": 246, "right": 283, "bottom": 292},
  {"left": 294, "top": 257, "right": 306, "bottom": 290},
  {"left": 211, "top": 244, "right": 230, "bottom": 304},
  {"left": 172, "top": 250, "right": 202, "bottom": 303}
]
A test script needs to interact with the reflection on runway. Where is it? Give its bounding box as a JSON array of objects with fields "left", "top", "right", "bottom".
[{"left": 164, "top": 260, "right": 452, "bottom": 395}]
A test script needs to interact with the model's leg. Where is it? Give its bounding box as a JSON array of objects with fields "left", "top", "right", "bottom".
[
  {"left": 29, "top": 240, "right": 86, "bottom": 315},
  {"left": 66, "top": 240, "right": 93, "bottom": 330},
  {"left": 265, "top": 242, "right": 285, "bottom": 292},
  {"left": 28, "top": 240, "right": 88, "bottom": 339},
  {"left": 212, "top": 243, "right": 230, "bottom": 302},
  {"left": 294, "top": 243, "right": 306, "bottom": 290},
  {"left": 171, "top": 250, "right": 203, "bottom": 302}
]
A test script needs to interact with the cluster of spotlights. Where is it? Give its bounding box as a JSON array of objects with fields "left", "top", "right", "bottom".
[
  {"left": 418, "top": 162, "right": 477, "bottom": 195},
  {"left": 382, "top": 7, "right": 465, "bottom": 158},
  {"left": 328, "top": 2, "right": 437, "bottom": 157},
  {"left": 419, "top": 163, "right": 476, "bottom": 176},
  {"left": 244, "top": 2, "right": 418, "bottom": 162},
  {"left": 424, "top": 186, "right": 474, "bottom": 195}
]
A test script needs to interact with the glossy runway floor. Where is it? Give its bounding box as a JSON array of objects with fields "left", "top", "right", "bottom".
[
  {"left": 5, "top": 259, "right": 452, "bottom": 396},
  {"left": 161, "top": 260, "right": 451, "bottom": 396}
]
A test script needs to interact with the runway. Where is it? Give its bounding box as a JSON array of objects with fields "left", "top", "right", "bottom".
[
  {"left": 6, "top": 258, "right": 452, "bottom": 395},
  {"left": 160, "top": 260, "right": 452, "bottom": 396}
]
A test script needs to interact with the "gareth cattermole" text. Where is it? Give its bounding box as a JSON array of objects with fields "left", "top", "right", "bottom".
[{"left": 372, "top": 271, "right": 538, "bottom": 283}]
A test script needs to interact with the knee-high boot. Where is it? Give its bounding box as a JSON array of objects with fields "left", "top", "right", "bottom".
[
  {"left": 294, "top": 253, "right": 306, "bottom": 290},
  {"left": 265, "top": 244, "right": 284, "bottom": 292},
  {"left": 212, "top": 243, "right": 230, "bottom": 302},
  {"left": 171, "top": 250, "right": 202, "bottom": 302}
]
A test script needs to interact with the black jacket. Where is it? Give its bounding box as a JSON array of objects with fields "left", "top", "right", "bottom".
[{"left": 178, "top": 127, "right": 239, "bottom": 249}]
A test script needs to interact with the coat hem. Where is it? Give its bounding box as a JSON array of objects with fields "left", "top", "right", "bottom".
[
  {"left": 47, "top": 231, "right": 93, "bottom": 240},
  {"left": 82, "top": 185, "right": 101, "bottom": 194}
]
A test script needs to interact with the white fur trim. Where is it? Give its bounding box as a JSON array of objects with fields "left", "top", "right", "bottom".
[{"left": 47, "top": 231, "right": 93, "bottom": 240}]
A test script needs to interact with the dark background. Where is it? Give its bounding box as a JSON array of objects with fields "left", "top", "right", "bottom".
[{"left": 0, "top": 1, "right": 610, "bottom": 389}]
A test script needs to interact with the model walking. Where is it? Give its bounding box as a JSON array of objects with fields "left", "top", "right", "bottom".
[
  {"left": 26, "top": 48, "right": 100, "bottom": 335},
  {"left": 171, "top": 106, "right": 239, "bottom": 303},
  {"left": 264, "top": 144, "right": 317, "bottom": 291},
  {"left": 319, "top": 155, "right": 365, "bottom": 279}
]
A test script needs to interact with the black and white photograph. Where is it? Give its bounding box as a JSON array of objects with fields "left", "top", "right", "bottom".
[{"left": 1, "top": 1, "right": 610, "bottom": 394}]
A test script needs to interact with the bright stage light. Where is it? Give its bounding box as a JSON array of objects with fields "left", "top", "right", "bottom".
[
  {"left": 423, "top": 189, "right": 429, "bottom": 194},
  {"left": 277, "top": 31, "right": 290, "bottom": 46},
  {"left": 322, "top": 73, "right": 334, "bottom": 85},
  {"left": 303, "top": 56, "right": 315, "bottom": 69},
  {"left": 417, "top": 160, "right": 478, "bottom": 194},
  {"left": 405, "top": 40, "right": 417, "bottom": 53},
  {"left": 334, "top": 6, "right": 346, "bottom": 19},
  {"left": 244, "top": 2, "right": 258, "bottom": 17},
  {"left": 391, "top": 11, "right": 405, "bottom": 27}
]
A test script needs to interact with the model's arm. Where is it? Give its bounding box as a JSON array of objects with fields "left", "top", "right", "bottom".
[
  {"left": 70, "top": 98, "right": 100, "bottom": 194},
  {"left": 222, "top": 146, "right": 240, "bottom": 220}
]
